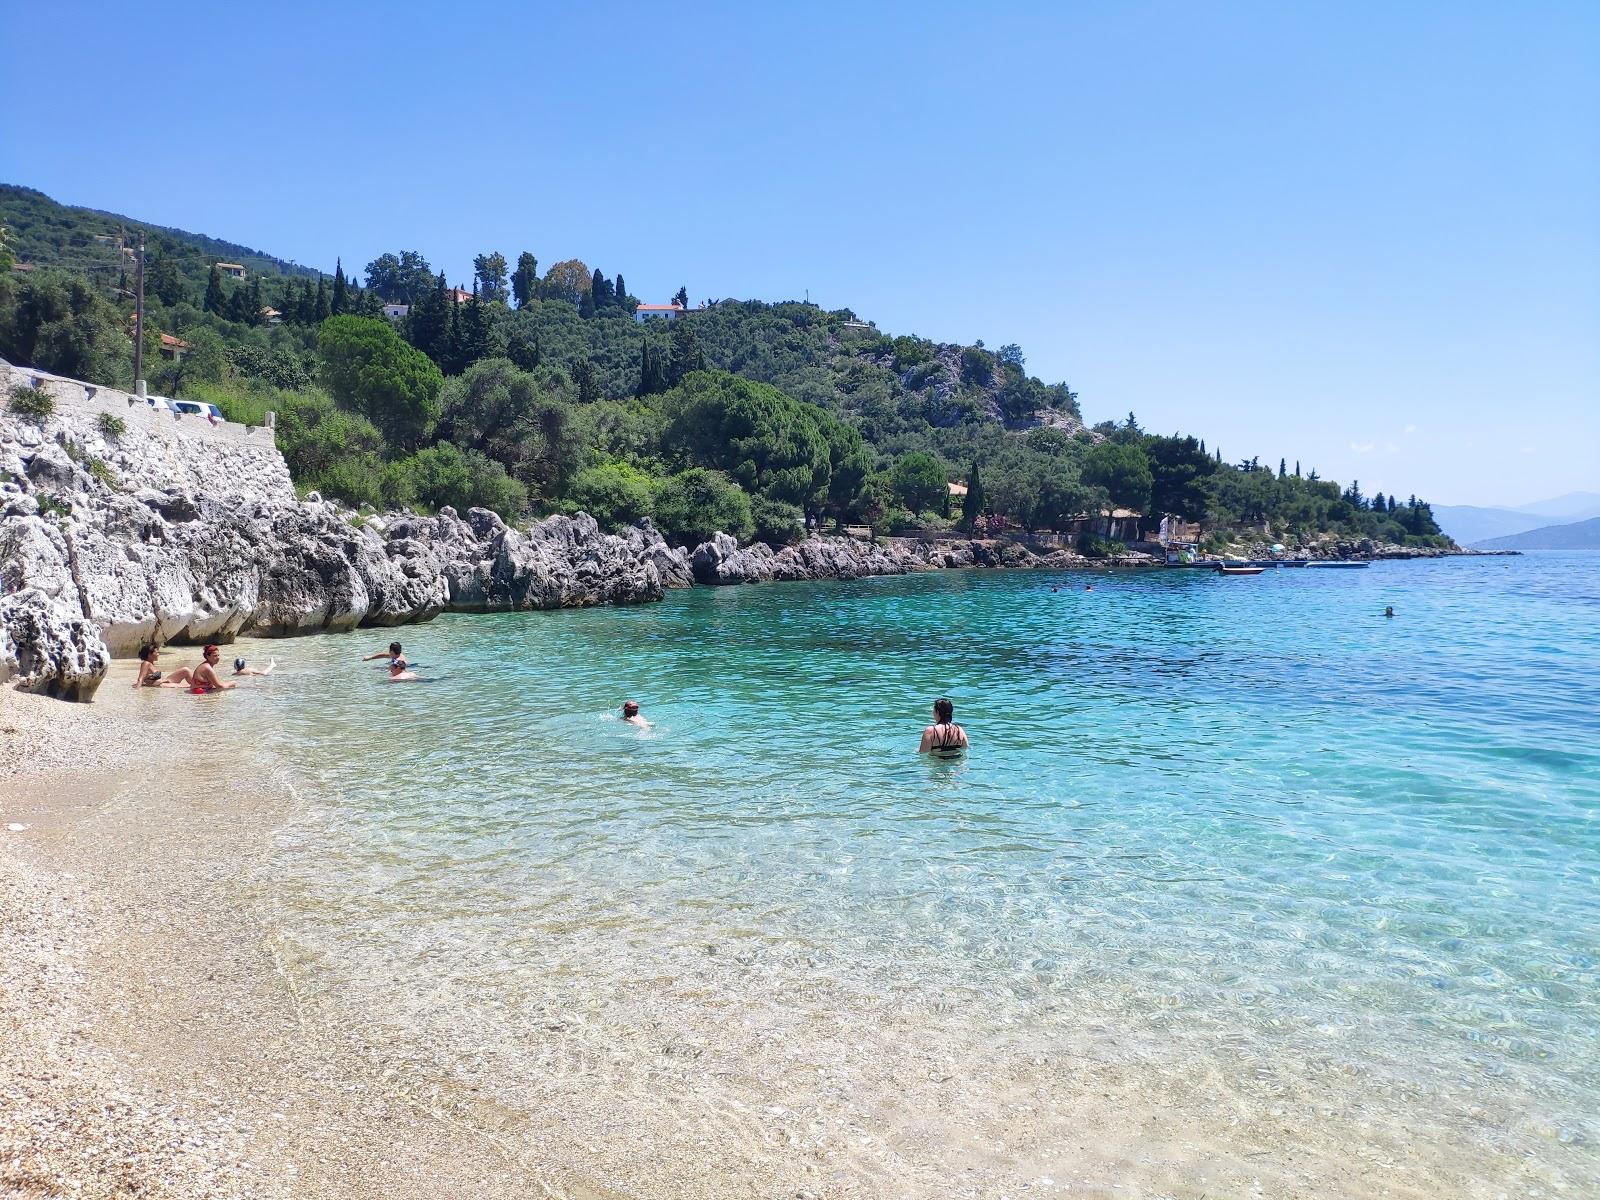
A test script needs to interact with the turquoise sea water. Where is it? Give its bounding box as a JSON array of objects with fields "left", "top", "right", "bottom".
[{"left": 228, "top": 552, "right": 1599, "bottom": 1194}]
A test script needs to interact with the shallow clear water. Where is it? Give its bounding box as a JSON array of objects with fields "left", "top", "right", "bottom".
[{"left": 229, "top": 552, "right": 1600, "bottom": 1193}]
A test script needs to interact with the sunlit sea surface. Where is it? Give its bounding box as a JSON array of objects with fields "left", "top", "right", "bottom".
[{"left": 226, "top": 552, "right": 1599, "bottom": 1196}]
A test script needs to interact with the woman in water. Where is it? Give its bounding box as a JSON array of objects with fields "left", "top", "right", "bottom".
[
  {"left": 919, "top": 697, "right": 968, "bottom": 755},
  {"left": 187, "top": 644, "right": 237, "bottom": 694},
  {"left": 132, "top": 643, "right": 193, "bottom": 688}
]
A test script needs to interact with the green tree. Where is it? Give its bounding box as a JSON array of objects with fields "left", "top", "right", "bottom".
[
  {"left": 145, "top": 250, "right": 186, "bottom": 306},
  {"left": 364, "top": 251, "right": 435, "bottom": 304},
  {"left": 317, "top": 314, "right": 444, "bottom": 449},
  {"left": 661, "top": 371, "right": 832, "bottom": 511},
  {"left": 407, "top": 272, "right": 450, "bottom": 363},
  {"left": 511, "top": 252, "right": 539, "bottom": 308},
  {"left": 1144, "top": 434, "right": 1215, "bottom": 521},
  {"left": 667, "top": 318, "right": 706, "bottom": 386},
  {"left": 653, "top": 468, "right": 753, "bottom": 546},
  {"left": 1082, "top": 440, "right": 1152, "bottom": 536},
  {"left": 590, "top": 268, "right": 614, "bottom": 308},
  {"left": 474, "top": 252, "right": 509, "bottom": 304},
  {"left": 203, "top": 264, "right": 226, "bottom": 315},
  {"left": 672, "top": 285, "right": 688, "bottom": 309},
  {"left": 541, "top": 258, "right": 592, "bottom": 305},
  {"left": 569, "top": 462, "right": 655, "bottom": 530},
  {"left": 159, "top": 326, "right": 230, "bottom": 397},
  {"left": 313, "top": 276, "right": 330, "bottom": 322},
  {"left": 331, "top": 259, "right": 348, "bottom": 314},
  {"left": 891, "top": 451, "right": 949, "bottom": 515},
  {"left": 399, "top": 441, "right": 527, "bottom": 517},
  {"left": 962, "top": 459, "right": 985, "bottom": 528},
  {"left": 0, "top": 270, "right": 131, "bottom": 385}
]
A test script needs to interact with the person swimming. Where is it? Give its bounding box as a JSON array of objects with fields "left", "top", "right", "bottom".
[
  {"left": 1384, "top": 606, "right": 1395, "bottom": 618},
  {"left": 919, "top": 697, "right": 968, "bottom": 755},
  {"left": 364, "top": 641, "right": 407, "bottom": 670},
  {"left": 385, "top": 658, "right": 422, "bottom": 682},
  {"left": 621, "top": 700, "right": 652, "bottom": 729},
  {"left": 232, "top": 656, "right": 276, "bottom": 676}
]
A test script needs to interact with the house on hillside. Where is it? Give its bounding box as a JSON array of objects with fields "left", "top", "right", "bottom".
[
  {"left": 947, "top": 482, "right": 968, "bottom": 500},
  {"left": 446, "top": 287, "right": 472, "bottom": 305},
  {"left": 260, "top": 307, "right": 282, "bottom": 325},
  {"left": 157, "top": 333, "right": 191, "bottom": 361},
  {"left": 216, "top": 262, "right": 245, "bottom": 280},
  {"left": 381, "top": 303, "right": 410, "bottom": 320},
  {"left": 634, "top": 303, "right": 684, "bottom": 322}
]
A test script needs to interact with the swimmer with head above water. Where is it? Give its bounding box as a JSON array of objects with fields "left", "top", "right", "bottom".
[
  {"left": 188, "top": 644, "right": 237, "bottom": 694},
  {"left": 919, "top": 697, "right": 968, "bottom": 755},
  {"left": 232, "top": 656, "right": 276, "bottom": 676},
  {"left": 621, "top": 700, "right": 652, "bottom": 729},
  {"left": 363, "top": 641, "right": 407, "bottom": 669}
]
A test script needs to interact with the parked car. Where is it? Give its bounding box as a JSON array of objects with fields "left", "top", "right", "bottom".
[
  {"left": 171, "top": 400, "right": 223, "bottom": 421},
  {"left": 144, "top": 394, "right": 176, "bottom": 412}
]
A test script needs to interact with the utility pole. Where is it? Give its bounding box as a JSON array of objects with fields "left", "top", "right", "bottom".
[{"left": 133, "top": 231, "right": 146, "bottom": 397}]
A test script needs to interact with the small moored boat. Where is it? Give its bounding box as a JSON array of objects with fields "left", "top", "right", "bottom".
[{"left": 1217, "top": 565, "right": 1266, "bottom": 576}]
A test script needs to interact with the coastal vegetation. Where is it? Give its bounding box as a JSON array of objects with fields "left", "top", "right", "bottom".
[{"left": 0, "top": 184, "right": 1446, "bottom": 548}]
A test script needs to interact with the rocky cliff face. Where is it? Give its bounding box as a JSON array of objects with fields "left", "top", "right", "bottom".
[{"left": 0, "top": 368, "right": 690, "bottom": 700}]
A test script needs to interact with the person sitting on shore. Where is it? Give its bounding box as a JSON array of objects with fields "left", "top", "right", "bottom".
[
  {"left": 232, "top": 656, "right": 276, "bottom": 676},
  {"left": 132, "top": 643, "right": 192, "bottom": 689},
  {"left": 621, "top": 700, "right": 652, "bottom": 729},
  {"left": 919, "top": 697, "right": 968, "bottom": 756},
  {"left": 188, "top": 644, "right": 237, "bottom": 694}
]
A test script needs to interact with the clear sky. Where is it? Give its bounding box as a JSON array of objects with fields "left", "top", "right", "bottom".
[{"left": 4, "top": 2, "right": 1596, "bottom": 506}]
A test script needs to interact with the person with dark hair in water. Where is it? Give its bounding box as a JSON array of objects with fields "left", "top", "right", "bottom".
[
  {"left": 132, "top": 643, "right": 192, "bottom": 689},
  {"left": 621, "top": 700, "right": 652, "bottom": 729},
  {"left": 188, "top": 644, "right": 237, "bottom": 694},
  {"left": 919, "top": 697, "right": 968, "bottom": 755},
  {"left": 364, "top": 641, "right": 406, "bottom": 669},
  {"left": 232, "top": 656, "right": 276, "bottom": 676}
]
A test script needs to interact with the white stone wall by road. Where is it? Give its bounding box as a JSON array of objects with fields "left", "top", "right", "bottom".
[{"left": 1, "top": 364, "right": 292, "bottom": 504}]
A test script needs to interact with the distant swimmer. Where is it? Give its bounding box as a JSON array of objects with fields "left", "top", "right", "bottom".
[
  {"left": 364, "top": 641, "right": 407, "bottom": 670},
  {"left": 188, "top": 644, "right": 237, "bottom": 694},
  {"left": 385, "top": 659, "right": 421, "bottom": 682},
  {"left": 233, "top": 656, "right": 276, "bottom": 676},
  {"left": 133, "top": 643, "right": 193, "bottom": 689},
  {"left": 919, "top": 697, "right": 968, "bottom": 755},
  {"left": 1384, "top": 606, "right": 1395, "bottom": 618},
  {"left": 621, "top": 700, "right": 652, "bottom": 729},
  {"left": 1085, "top": 584, "right": 1094, "bottom": 592}
]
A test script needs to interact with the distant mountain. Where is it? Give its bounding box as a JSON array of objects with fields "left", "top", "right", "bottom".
[
  {"left": 1514, "top": 491, "right": 1600, "bottom": 522},
  {"left": 1473, "top": 515, "right": 1600, "bottom": 550},
  {"left": 1433, "top": 504, "right": 1550, "bottom": 546}
]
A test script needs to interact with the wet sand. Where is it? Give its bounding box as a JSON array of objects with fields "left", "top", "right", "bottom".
[{"left": 0, "top": 666, "right": 1581, "bottom": 1198}]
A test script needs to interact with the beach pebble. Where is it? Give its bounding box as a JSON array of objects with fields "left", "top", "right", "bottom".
[{"left": 6, "top": 823, "right": 29, "bottom": 832}]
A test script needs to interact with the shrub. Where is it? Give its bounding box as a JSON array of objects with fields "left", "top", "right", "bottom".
[
  {"left": 397, "top": 441, "right": 528, "bottom": 518},
  {"left": 7, "top": 383, "right": 53, "bottom": 420},
  {"left": 568, "top": 462, "right": 655, "bottom": 531},
  {"left": 750, "top": 495, "right": 803, "bottom": 546},
  {"left": 95, "top": 411, "right": 126, "bottom": 440},
  {"left": 652, "top": 468, "right": 753, "bottom": 546},
  {"left": 87, "top": 458, "right": 120, "bottom": 490},
  {"left": 36, "top": 493, "right": 71, "bottom": 519}
]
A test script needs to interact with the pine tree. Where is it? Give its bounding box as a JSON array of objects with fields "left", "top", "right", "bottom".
[
  {"left": 203, "top": 264, "right": 226, "bottom": 315},
  {"left": 672, "top": 285, "right": 688, "bottom": 309},
  {"left": 1279, "top": 458, "right": 1287, "bottom": 479},
  {"left": 579, "top": 286, "right": 596, "bottom": 319},
  {"left": 407, "top": 272, "right": 450, "bottom": 363},
  {"left": 1388, "top": 495, "right": 1398, "bottom": 513},
  {"left": 248, "top": 277, "right": 263, "bottom": 325},
  {"left": 1372, "top": 491, "right": 1386, "bottom": 513},
  {"left": 314, "top": 277, "right": 330, "bottom": 322},
  {"left": 332, "top": 258, "right": 348, "bottom": 315}
]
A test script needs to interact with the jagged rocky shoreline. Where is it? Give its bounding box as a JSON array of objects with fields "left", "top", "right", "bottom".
[{"left": 0, "top": 367, "right": 1471, "bottom": 703}]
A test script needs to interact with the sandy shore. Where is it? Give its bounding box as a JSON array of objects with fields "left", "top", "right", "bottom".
[{"left": 0, "top": 671, "right": 636, "bottom": 1200}]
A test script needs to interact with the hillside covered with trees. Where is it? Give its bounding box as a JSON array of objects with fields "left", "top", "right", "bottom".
[{"left": 0, "top": 185, "right": 1446, "bottom": 551}]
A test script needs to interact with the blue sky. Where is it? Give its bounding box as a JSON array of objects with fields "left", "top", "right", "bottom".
[{"left": 4, "top": 2, "right": 1595, "bottom": 506}]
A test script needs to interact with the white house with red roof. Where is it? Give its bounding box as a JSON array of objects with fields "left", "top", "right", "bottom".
[{"left": 634, "top": 302, "right": 684, "bottom": 322}]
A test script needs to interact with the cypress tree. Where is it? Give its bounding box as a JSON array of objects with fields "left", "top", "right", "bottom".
[
  {"left": 248, "top": 277, "right": 263, "bottom": 324},
  {"left": 511, "top": 252, "right": 538, "bottom": 308},
  {"left": 203, "top": 264, "right": 226, "bottom": 315},
  {"left": 667, "top": 318, "right": 705, "bottom": 385},
  {"left": 1295, "top": 460, "right": 1301, "bottom": 477},
  {"left": 614, "top": 273, "right": 627, "bottom": 303},
  {"left": 331, "top": 258, "right": 348, "bottom": 314},
  {"left": 576, "top": 357, "right": 599, "bottom": 405},
  {"left": 579, "top": 287, "right": 596, "bottom": 319},
  {"left": 408, "top": 272, "right": 450, "bottom": 363},
  {"left": 1279, "top": 457, "right": 1287, "bottom": 479},
  {"left": 962, "top": 460, "right": 985, "bottom": 529},
  {"left": 314, "top": 277, "right": 330, "bottom": 322},
  {"left": 298, "top": 278, "right": 315, "bottom": 324},
  {"left": 1388, "top": 495, "right": 1398, "bottom": 513}
]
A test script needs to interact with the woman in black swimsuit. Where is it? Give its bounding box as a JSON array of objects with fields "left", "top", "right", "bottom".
[
  {"left": 132, "top": 643, "right": 193, "bottom": 689},
  {"left": 918, "top": 697, "right": 968, "bottom": 755}
]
